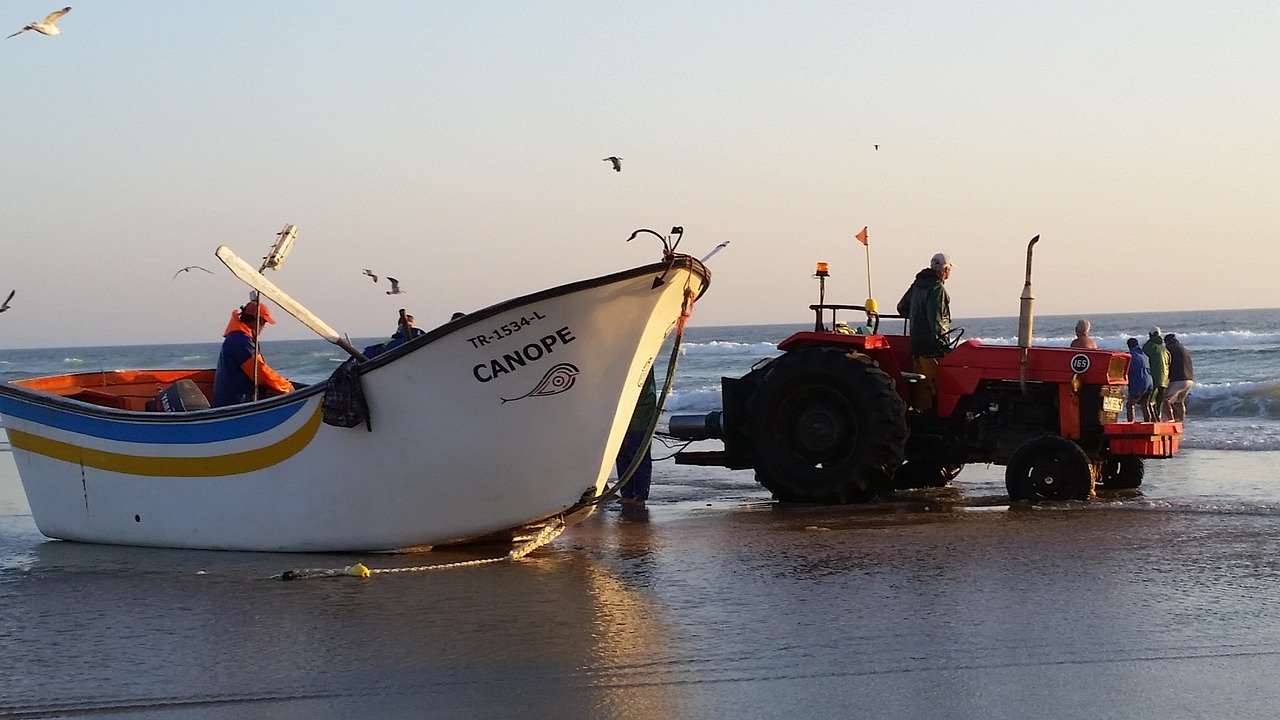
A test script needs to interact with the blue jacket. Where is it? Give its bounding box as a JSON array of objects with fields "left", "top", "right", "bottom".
[
  {"left": 1128, "top": 347, "right": 1153, "bottom": 394},
  {"left": 212, "top": 330, "right": 258, "bottom": 407},
  {"left": 363, "top": 327, "right": 426, "bottom": 359},
  {"left": 211, "top": 318, "right": 292, "bottom": 407}
]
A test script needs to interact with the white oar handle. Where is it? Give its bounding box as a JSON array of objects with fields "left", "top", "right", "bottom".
[{"left": 216, "top": 246, "right": 367, "bottom": 361}]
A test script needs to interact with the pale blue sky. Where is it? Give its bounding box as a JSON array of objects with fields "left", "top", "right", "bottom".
[{"left": 3, "top": 1, "right": 1277, "bottom": 347}]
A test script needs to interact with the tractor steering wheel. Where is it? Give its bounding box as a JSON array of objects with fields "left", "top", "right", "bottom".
[{"left": 947, "top": 327, "right": 965, "bottom": 349}]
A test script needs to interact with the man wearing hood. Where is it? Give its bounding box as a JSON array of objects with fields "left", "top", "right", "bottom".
[
  {"left": 896, "top": 253, "right": 952, "bottom": 411},
  {"left": 211, "top": 301, "right": 295, "bottom": 407},
  {"left": 1142, "top": 327, "right": 1170, "bottom": 421}
]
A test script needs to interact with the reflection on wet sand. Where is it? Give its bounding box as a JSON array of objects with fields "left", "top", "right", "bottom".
[{"left": 0, "top": 536, "right": 687, "bottom": 719}]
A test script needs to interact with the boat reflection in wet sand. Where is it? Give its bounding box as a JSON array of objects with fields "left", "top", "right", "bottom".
[{"left": 0, "top": 253, "right": 709, "bottom": 552}]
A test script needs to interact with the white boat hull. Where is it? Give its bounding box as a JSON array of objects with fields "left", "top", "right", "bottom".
[{"left": 0, "top": 258, "right": 709, "bottom": 551}]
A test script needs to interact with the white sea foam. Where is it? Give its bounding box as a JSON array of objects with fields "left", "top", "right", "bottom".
[
  {"left": 973, "top": 331, "right": 1280, "bottom": 348},
  {"left": 681, "top": 340, "right": 780, "bottom": 356}
]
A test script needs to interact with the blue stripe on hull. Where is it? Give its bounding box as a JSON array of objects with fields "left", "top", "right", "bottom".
[{"left": 0, "top": 394, "right": 308, "bottom": 445}]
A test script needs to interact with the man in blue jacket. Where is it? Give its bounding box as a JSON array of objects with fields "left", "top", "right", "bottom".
[{"left": 1126, "top": 337, "right": 1154, "bottom": 422}]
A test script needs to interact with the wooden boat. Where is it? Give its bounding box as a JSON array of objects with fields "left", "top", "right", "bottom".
[{"left": 0, "top": 256, "right": 710, "bottom": 551}]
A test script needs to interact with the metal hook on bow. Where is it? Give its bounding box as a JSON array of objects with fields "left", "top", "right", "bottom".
[{"left": 625, "top": 226, "right": 684, "bottom": 288}]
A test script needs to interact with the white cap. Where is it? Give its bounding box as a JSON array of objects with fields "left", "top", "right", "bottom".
[
  {"left": 930, "top": 253, "right": 952, "bottom": 271},
  {"left": 1150, "top": 326, "right": 1161, "bottom": 336}
]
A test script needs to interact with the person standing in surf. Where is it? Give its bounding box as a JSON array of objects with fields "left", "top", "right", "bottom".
[
  {"left": 1164, "top": 333, "right": 1195, "bottom": 422},
  {"left": 211, "top": 301, "right": 294, "bottom": 407}
]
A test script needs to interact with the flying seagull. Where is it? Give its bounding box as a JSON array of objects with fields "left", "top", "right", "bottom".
[
  {"left": 0, "top": 290, "right": 13, "bottom": 313},
  {"left": 386, "top": 277, "right": 404, "bottom": 295},
  {"left": 171, "top": 265, "right": 214, "bottom": 281},
  {"left": 874, "top": 144, "right": 879, "bottom": 151},
  {"left": 7, "top": 7, "right": 71, "bottom": 39},
  {"left": 363, "top": 268, "right": 378, "bottom": 283},
  {"left": 603, "top": 156, "right": 622, "bottom": 172}
]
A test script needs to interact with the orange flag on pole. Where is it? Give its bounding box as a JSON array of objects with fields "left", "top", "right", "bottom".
[{"left": 855, "top": 226, "right": 868, "bottom": 246}]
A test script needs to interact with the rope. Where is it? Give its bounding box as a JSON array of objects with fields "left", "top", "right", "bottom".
[{"left": 275, "top": 520, "right": 566, "bottom": 581}]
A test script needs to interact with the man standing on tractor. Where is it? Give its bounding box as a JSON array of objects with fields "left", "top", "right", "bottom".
[
  {"left": 1143, "top": 327, "right": 1171, "bottom": 421},
  {"left": 896, "top": 253, "right": 952, "bottom": 411}
]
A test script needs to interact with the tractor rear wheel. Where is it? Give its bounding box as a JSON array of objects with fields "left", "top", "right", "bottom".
[
  {"left": 1005, "top": 436, "right": 1094, "bottom": 502},
  {"left": 893, "top": 462, "right": 964, "bottom": 490},
  {"left": 746, "top": 347, "right": 907, "bottom": 503},
  {"left": 1100, "top": 455, "right": 1144, "bottom": 489}
]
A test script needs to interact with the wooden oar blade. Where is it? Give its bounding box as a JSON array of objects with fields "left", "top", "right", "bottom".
[{"left": 215, "top": 245, "right": 340, "bottom": 343}]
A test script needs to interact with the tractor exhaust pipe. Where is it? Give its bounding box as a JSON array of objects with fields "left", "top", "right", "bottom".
[
  {"left": 668, "top": 411, "right": 725, "bottom": 440},
  {"left": 1018, "top": 235, "right": 1040, "bottom": 393}
]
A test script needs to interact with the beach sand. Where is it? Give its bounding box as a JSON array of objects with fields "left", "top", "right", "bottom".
[{"left": 4, "top": 451, "right": 1280, "bottom": 719}]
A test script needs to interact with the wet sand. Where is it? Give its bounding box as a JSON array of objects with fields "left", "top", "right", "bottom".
[{"left": 5, "top": 452, "right": 1280, "bottom": 718}]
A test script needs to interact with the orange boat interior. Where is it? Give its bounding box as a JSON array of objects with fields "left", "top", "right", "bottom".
[{"left": 12, "top": 370, "right": 215, "bottom": 412}]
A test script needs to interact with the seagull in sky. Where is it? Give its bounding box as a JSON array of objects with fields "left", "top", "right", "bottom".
[
  {"left": 603, "top": 156, "right": 622, "bottom": 172},
  {"left": 363, "top": 268, "right": 378, "bottom": 283},
  {"left": 385, "top": 277, "right": 404, "bottom": 295},
  {"left": 7, "top": 7, "right": 71, "bottom": 39},
  {"left": 874, "top": 144, "right": 879, "bottom": 151},
  {"left": 171, "top": 265, "right": 214, "bottom": 281},
  {"left": 0, "top": 290, "right": 13, "bottom": 313}
]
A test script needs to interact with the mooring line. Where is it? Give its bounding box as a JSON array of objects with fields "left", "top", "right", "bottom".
[{"left": 275, "top": 520, "right": 566, "bottom": 581}]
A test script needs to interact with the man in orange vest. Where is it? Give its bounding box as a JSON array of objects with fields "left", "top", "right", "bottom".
[{"left": 211, "top": 301, "right": 294, "bottom": 407}]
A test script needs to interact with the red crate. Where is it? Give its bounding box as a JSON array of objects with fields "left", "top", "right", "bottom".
[{"left": 1103, "top": 421, "right": 1183, "bottom": 458}]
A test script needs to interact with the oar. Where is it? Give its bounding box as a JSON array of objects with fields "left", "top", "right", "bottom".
[{"left": 216, "top": 246, "right": 368, "bottom": 361}]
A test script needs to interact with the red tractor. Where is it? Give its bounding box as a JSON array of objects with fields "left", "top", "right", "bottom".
[{"left": 669, "top": 239, "right": 1182, "bottom": 503}]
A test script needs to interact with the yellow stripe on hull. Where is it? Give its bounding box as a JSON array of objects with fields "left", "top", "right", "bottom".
[{"left": 7, "top": 404, "right": 323, "bottom": 477}]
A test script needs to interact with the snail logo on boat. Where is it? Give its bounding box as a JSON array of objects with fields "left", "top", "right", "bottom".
[{"left": 501, "top": 363, "right": 579, "bottom": 404}]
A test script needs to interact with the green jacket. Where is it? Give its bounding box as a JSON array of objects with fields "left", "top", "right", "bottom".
[
  {"left": 896, "top": 268, "right": 951, "bottom": 357},
  {"left": 626, "top": 368, "right": 658, "bottom": 434},
  {"left": 1142, "top": 335, "right": 1170, "bottom": 388}
]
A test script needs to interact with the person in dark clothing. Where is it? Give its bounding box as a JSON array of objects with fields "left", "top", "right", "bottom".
[
  {"left": 211, "top": 301, "right": 294, "bottom": 407},
  {"left": 896, "top": 253, "right": 952, "bottom": 411},
  {"left": 616, "top": 367, "right": 657, "bottom": 508},
  {"left": 1164, "top": 333, "right": 1195, "bottom": 422},
  {"left": 362, "top": 314, "right": 427, "bottom": 359}
]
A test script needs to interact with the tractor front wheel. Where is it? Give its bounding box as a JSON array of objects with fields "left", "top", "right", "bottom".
[
  {"left": 1005, "top": 436, "right": 1095, "bottom": 502},
  {"left": 1100, "top": 455, "right": 1144, "bottom": 489},
  {"left": 747, "top": 347, "right": 907, "bottom": 503}
]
